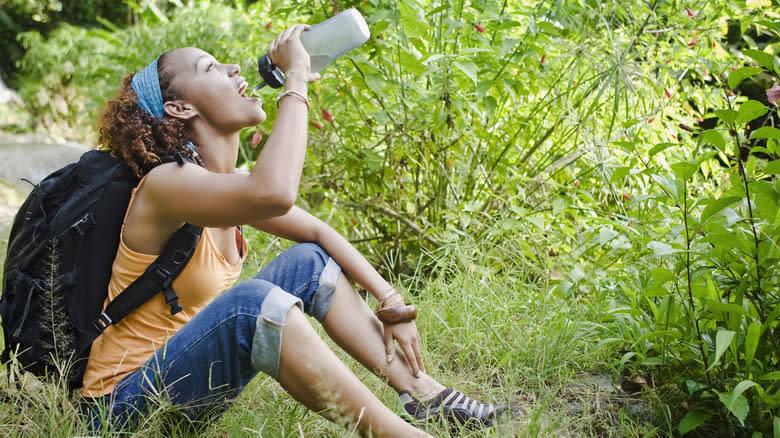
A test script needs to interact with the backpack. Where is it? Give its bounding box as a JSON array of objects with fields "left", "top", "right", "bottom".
[{"left": 1, "top": 149, "right": 202, "bottom": 389}]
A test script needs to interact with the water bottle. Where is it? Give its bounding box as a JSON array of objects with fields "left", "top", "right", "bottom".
[{"left": 256, "top": 8, "right": 371, "bottom": 89}]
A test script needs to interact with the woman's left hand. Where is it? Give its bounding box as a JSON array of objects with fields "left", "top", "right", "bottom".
[{"left": 384, "top": 320, "right": 425, "bottom": 377}]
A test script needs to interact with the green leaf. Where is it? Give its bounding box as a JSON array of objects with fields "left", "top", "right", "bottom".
[
  {"left": 750, "top": 126, "right": 780, "bottom": 140},
  {"left": 759, "top": 371, "right": 780, "bottom": 381},
  {"left": 649, "top": 142, "right": 675, "bottom": 157},
  {"left": 610, "top": 166, "right": 631, "bottom": 183},
  {"left": 765, "top": 160, "right": 780, "bottom": 174},
  {"left": 705, "top": 300, "right": 748, "bottom": 317},
  {"left": 398, "top": 1, "right": 429, "bottom": 37},
  {"left": 651, "top": 267, "right": 675, "bottom": 285},
  {"left": 700, "top": 196, "right": 741, "bottom": 224},
  {"left": 743, "top": 49, "right": 775, "bottom": 70},
  {"left": 679, "top": 410, "right": 712, "bottom": 435},
  {"left": 647, "top": 241, "right": 681, "bottom": 256},
  {"left": 714, "top": 109, "right": 737, "bottom": 125},
  {"left": 736, "top": 100, "right": 768, "bottom": 125},
  {"left": 718, "top": 392, "right": 749, "bottom": 426},
  {"left": 732, "top": 380, "right": 758, "bottom": 402},
  {"left": 597, "top": 227, "right": 618, "bottom": 245},
  {"left": 700, "top": 129, "right": 727, "bottom": 150},
  {"left": 671, "top": 162, "right": 698, "bottom": 181},
  {"left": 708, "top": 329, "right": 735, "bottom": 372},
  {"left": 717, "top": 381, "right": 757, "bottom": 427},
  {"left": 744, "top": 322, "right": 761, "bottom": 373},
  {"left": 728, "top": 67, "right": 763, "bottom": 89},
  {"left": 651, "top": 174, "right": 679, "bottom": 199},
  {"left": 774, "top": 416, "right": 779, "bottom": 438},
  {"left": 454, "top": 61, "right": 478, "bottom": 86}
]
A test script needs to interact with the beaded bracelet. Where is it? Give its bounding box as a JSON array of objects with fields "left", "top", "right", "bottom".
[{"left": 276, "top": 89, "right": 310, "bottom": 111}]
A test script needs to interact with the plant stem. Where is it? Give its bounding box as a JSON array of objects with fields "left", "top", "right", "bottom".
[{"left": 683, "top": 182, "right": 712, "bottom": 386}]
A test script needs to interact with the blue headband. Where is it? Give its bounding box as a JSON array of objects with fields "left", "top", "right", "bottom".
[{"left": 131, "top": 57, "right": 165, "bottom": 120}]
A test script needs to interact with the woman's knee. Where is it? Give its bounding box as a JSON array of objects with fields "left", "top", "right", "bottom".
[{"left": 253, "top": 243, "right": 342, "bottom": 322}]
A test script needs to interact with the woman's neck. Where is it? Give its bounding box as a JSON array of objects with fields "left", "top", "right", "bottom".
[{"left": 191, "top": 122, "right": 240, "bottom": 174}]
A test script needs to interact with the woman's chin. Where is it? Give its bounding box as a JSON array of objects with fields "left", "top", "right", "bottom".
[{"left": 250, "top": 109, "right": 267, "bottom": 125}]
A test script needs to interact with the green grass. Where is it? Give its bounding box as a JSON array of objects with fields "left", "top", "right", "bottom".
[{"left": 0, "top": 215, "right": 662, "bottom": 437}]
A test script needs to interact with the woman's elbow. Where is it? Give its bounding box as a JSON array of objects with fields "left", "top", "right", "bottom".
[{"left": 252, "top": 190, "right": 296, "bottom": 217}]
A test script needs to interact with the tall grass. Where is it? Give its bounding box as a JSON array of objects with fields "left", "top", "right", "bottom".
[{"left": 0, "top": 220, "right": 657, "bottom": 437}]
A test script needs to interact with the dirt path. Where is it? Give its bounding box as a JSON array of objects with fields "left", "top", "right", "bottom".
[{"left": 0, "top": 133, "right": 88, "bottom": 254}]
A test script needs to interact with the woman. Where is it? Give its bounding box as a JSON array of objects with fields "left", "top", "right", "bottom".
[{"left": 83, "top": 25, "right": 509, "bottom": 436}]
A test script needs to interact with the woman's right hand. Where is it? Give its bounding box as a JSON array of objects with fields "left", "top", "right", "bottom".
[{"left": 268, "top": 24, "right": 320, "bottom": 83}]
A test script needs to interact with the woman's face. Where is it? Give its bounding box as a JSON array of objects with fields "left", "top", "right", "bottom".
[{"left": 163, "top": 47, "right": 266, "bottom": 131}]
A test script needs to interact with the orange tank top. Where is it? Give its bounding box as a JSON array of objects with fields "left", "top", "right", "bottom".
[{"left": 81, "top": 178, "right": 246, "bottom": 397}]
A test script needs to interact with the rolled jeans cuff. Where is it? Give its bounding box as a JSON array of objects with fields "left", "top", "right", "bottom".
[
  {"left": 251, "top": 287, "right": 302, "bottom": 380},
  {"left": 310, "top": 257, "right": 341, "bottom": 322}
]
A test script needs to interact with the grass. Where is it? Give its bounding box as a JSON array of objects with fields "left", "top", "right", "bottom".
[{"left": 0, "top": 201, "right": 664, "bottom": 437}]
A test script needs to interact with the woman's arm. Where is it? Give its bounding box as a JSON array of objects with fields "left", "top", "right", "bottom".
[
  {"left": 251, "top": 206, "right": 426, "bottom": 375},
  {"left": 251, "top": 206, "right": 393, "bottom": 301}
]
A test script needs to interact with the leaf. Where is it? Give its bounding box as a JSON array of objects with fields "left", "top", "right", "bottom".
[
  {"left": 671, "top": 162, "right": 698, "bottom": 181},
  {"left": 765, "top": 160, "right": 780, "bottom": 174},
  {"left": 651, "top": 267, "right": 675, "bottom": 285},
  {"left": 707, "top": 329, "right": 735, "bottom": 372},
  {"left": 679, "top": 410, "right": 712, "bottom": 435},
  {"left": 700, "top": 129, "right": 726, "bottom": 150},
  {"left": 750, "top": 126, "right": 780, "bottom": 140},
  {"left": 398, "top": 1, "right": 429, "bottom": 37},
  {"left": 705, "top": 300, "right": 748, "bottom": 317},
  {"left": 647, "top": 241, "right": 681, "bottom": 256},
  {"left": 736, "top": 100, "right": 768, "bottom": 125},
  {"left": 610, "top": 166, "right": 631, "bottom": 183},
  {"left": 649, "top": 142, "right": 675, "bottom": 157},
  {"left": 651, "top": 174, "right": 679, "bottom": 199},
  {"left": 759, "top": 371, "right": 780, "bottom": 381},
  {"left": 714, "top": 109, "right": 737, "bottom": 125},
  {"left": 700, "top": 196, "right": 741, "bottom": 224},
  {"left": 743, "top": 49, "right": 775, "bottom": 70},
  {"left": 718, "top": 392, "right": 749, "bottom": 426},
  {"left": 774, "top": 417, "right": 779, "bottom": 438},
  {"left": 728, "top": 67, "right": 763, "bottom": 89},
  {"left": 744, "top": 322, "right": 761, "bottom": 373},
  {"left": 454, "top": 61, "right": 478, "bottom": 86},
  {"left": 597, "top": 227, "right": 618, "bottom": 245}
]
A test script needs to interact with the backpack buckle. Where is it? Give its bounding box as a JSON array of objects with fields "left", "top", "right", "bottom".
[
  {"left": 146, "top": 265, "right": 173, "bottom": 287},
  {"left": 93, "top": 312, "right": 113, "bottom": 332},
  {"left": 68, "top": 213, "right": 95, "bottom": 239},
  {"left": 163, "top": 287, "right": 183, "bottom": 315}
]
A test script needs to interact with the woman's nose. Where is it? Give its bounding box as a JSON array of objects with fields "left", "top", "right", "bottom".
[{"left": 228, "top": 64, "right": 241, "bottom": 76}]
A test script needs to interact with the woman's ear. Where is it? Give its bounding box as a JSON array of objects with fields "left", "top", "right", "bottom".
[{"left": 163, "top": 100, "right": 198, "bottom": 120}]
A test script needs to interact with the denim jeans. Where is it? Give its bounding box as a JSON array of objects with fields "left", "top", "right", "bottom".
[{"left": 85, "top": 242, "right": 342, "bottom": 432}]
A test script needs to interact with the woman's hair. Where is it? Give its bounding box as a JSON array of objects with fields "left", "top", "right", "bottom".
[{"left": 97, "top": 51, "right": 195, "bottom": 177}]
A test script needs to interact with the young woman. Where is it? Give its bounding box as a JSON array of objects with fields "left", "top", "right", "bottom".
[{"left": 83, "top": 25, "right": 510, "bottom": 436}]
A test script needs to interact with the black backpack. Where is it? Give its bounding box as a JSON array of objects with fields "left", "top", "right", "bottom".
[{"left": 0, "top": 149, "right": 202, "bottom": 389}]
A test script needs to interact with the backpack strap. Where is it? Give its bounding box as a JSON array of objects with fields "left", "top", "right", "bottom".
[{"left": 90, "top": 223, "right": 203, "bottom": 336}]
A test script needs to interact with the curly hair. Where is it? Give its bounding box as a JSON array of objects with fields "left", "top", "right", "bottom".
[{"left": 97, "top": 51, "right": 198, "bottom": 177}]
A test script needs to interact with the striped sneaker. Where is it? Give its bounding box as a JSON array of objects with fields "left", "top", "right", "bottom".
[{"left": 399, "top": 387, "right": 511, "bottom": 428}]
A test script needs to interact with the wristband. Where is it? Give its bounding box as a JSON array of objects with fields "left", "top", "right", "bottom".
[
  {"left": 276, "top": 89, "right": 310, "bottom": 111},
  {"left": 375, "top": 304, "right": 418, "bottom": 324}
]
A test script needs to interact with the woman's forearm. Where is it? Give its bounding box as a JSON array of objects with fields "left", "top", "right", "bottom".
[
  {"left": 252, "top": 207, "right": 393, "bottom": 300},
  {"left": 312, "top": 220, "right": 394, "bottom": 302}
]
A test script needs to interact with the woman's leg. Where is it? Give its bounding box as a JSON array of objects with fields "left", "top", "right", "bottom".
[
  {"left": 257, "top": 243, "right": 511, "bottom": 427},
  {"left": 277, "top": 305, "right": 430, "bottom": 437},
  {"left": 321, "top": 274, "right": 512, "bottom": 428},
  {"left": 322, "top": 274, "right": 445, "bottom": 398}
]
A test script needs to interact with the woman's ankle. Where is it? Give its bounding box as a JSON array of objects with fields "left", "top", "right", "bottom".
[{"left": 398, "top": 374, "right": 446, "bottom": 401}]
